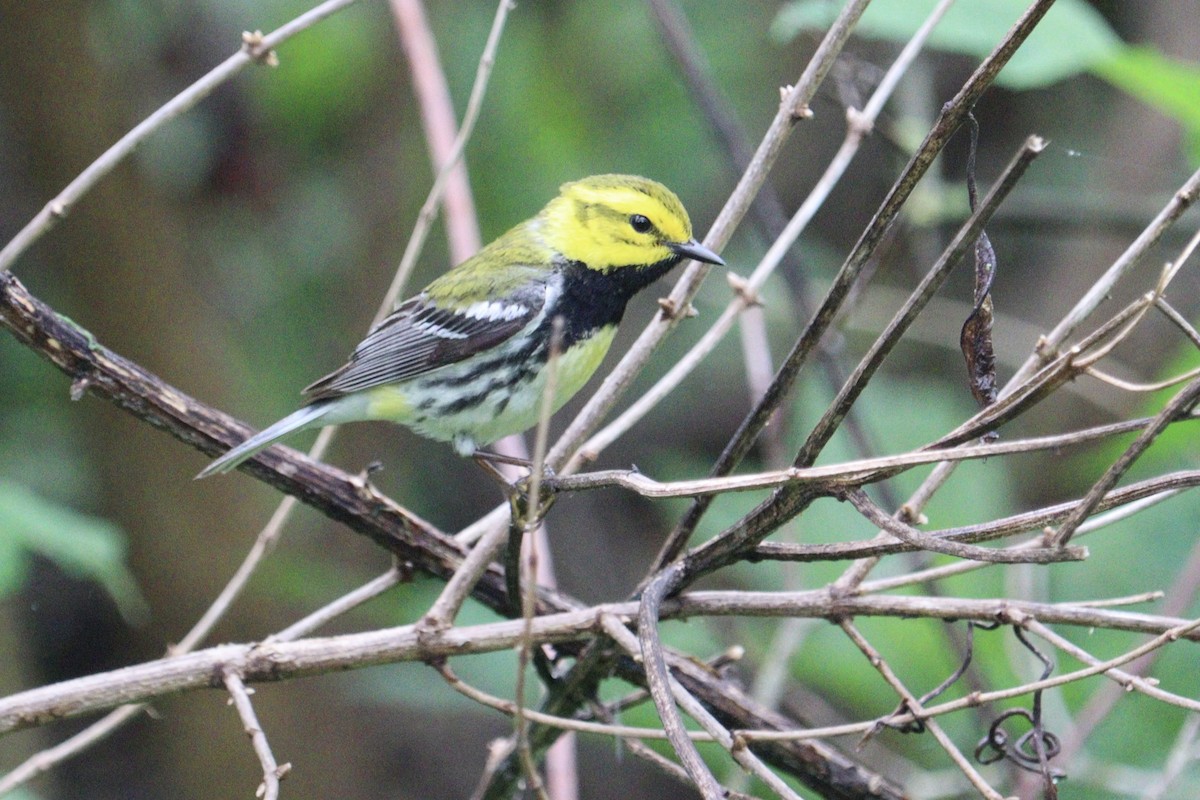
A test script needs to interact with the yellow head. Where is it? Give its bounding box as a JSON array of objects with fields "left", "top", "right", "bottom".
[{"left": 538, "top": 174, "right": 719, "bottom": 271}]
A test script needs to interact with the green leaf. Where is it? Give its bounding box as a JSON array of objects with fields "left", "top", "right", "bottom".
[
  {"left": 1093, "top": 45, "right": 1200, "bottom": 158},
  {"left": 773, "top": 0, "right": 1121, "bottom": 89},
  {"left": 773, "top": 0, "right": 1200, "bottom": 160},
  {"left": 0, "top": 482, "right": 148, "bottom": 624},
  {"left": 0, "top": 524, "right": 28, "bottom": 599}
]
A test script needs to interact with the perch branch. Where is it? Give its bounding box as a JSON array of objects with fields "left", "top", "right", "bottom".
[{"left": 4, "top": 593, "right": 1196, "bottom": 739}]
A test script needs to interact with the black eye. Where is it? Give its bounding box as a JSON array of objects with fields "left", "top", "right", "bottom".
[{"left": 629, "top": 214, "right": 653, "bottom": 234}]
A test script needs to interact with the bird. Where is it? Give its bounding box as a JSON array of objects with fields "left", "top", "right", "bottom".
[{"left": 197, "top": 174, "right": 723, "bottom": 478}]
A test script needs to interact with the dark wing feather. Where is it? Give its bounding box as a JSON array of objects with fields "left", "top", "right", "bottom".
[{"left": 302, "top": 284, "right": 546, "bottom": 400}]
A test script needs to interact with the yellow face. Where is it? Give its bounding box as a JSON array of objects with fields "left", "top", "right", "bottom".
[{"left": 539, "top": 175, "right": 695, "bottom": 270}]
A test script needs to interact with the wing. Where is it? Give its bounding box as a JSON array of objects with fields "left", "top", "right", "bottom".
[{"left": 302, "top": 280, "right": 548, "bottom": 400}]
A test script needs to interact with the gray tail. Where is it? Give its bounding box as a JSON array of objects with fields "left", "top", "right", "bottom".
[{"left": 196, "top": 403, "right": 331, "bottom": 479}]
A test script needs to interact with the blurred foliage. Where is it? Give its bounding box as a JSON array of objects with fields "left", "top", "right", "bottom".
[
  {"left": 776, "top": 0, "right": 1200, "bottom": 158},
  {"left": 0, "top": 482, "right": 145, "bottom": 625}
]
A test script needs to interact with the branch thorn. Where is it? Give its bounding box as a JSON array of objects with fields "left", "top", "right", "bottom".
[
  {"left": 726, "top": 272, "right": 762, "bottom": 307},
  {"left": 70, "top": 374, "right": 93, "bottom": 401}
]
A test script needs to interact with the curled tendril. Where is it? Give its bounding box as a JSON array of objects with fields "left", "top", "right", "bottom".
[
  {"left": 878, "top": 620, "right": 999, "bottom": 735},
  {"left": 975, "top": 707, "right": 1065, "bottom": 779},
  {"left": 871, "top": 619, "right": 1068, "bottom": 794},
  {"left": 974, "top": 624, "right": 1066, "bottom": 793}
]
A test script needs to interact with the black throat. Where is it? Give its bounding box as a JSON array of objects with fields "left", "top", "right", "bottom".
[{"left": 555, "top": 256, "right": 680, "bottom": 346}]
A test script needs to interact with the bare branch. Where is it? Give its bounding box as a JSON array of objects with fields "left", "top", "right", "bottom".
[
  {"left": 223, "top": 669, "right": 290, "bottom": 800},
  {"left": 0, "top": 704, "right": 144, "bottom": 795},
  {"left": 845, "top": 488, "right": 1085, "bottom": 564},
  {"left": 1023, "top": 620, "right": 1200, "bottom": 714},
  {"left": 1155, "top": 294, "right": 1200, "bottom": 350},
  {"left": 857, "top": 480, "right": 1190, "bottom": 595}
]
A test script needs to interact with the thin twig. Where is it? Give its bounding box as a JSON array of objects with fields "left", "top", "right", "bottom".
[
  {"left": 223, "top": 669, "right": 290, "bottom": 800},
  {"left": 424, "top": 522, "right": 513, "bottom": 629},
  {"left": 1085, "top": 363, "right": 1200, "bottom": 393},
  {"left": 0, "top": 0, "right": 361, "bottom": 274},
  {"left": 635, "top": 567, "right": 725, "bottom": 799},
  {"left": 845, "top": 488, "right": 1084, "bottom": 564},
  {"left": 838, "top": 619, "right": 1005, "bottom": 800},
  {"left": 1006, "top": 165, "right": 1200, "bottom": 391},
  {"left": 1023, "top": 619, "right": 1200, "bottom": 713},
  {"left": 1068, "top": 592, "right": 1165, "bottom": 609},
  {"left": 1049, "top": 375, "right": 1200, "bottom": 547},
  {"left": 388, "top": 0, "right": 481, "bottom": 264},
  {"left": 1156, "top": 219, "right": 1200, "bottom": 293},
  {"left": 1155, "top": 295, "right": 1200, "bottom": 349},
  {"left": 0, "top": 704, "right": 143, "bottom": 795},
  {"left": 184, "top": 497, "right": 307, "bottom": 650},
  {"left": 267, "top": 560, "right": 405, "bottom": 643}
]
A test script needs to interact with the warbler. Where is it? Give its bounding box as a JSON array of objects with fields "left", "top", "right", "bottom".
[{"left": 198, "top": 174, "right": 723, "bottom": 478}]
